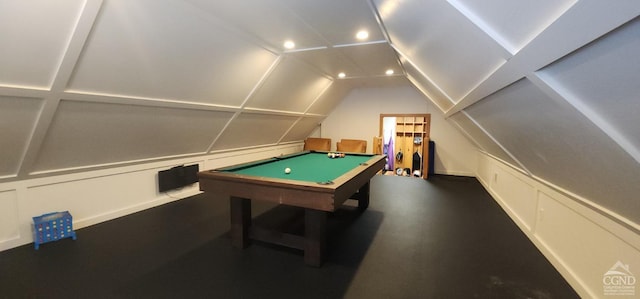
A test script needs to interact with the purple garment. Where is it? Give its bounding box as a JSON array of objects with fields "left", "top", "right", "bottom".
[{"left": 387, "top": 137, "right": 394, "bottom": 170}]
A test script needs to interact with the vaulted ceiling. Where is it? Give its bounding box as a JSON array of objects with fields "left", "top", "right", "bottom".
[
  {"left": 0, "top": 0, "right": 407, "bottom": 180},
  {"left": 1, "top": 1, "right": 639, "bottom": 223}
]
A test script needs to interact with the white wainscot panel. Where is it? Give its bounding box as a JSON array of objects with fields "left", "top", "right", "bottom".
[
  {"left": 0, "top": 189, "right": 19, "bottom": 243},
  {"left": 490, "top": 164, "right": 537, "bottom": 230},
  {"left": 536, "top": 191, "right": 640, "bottom": 298},
  {"left": 476, "top": 152, "right": 494, "bottom": 187},
  {"left": 0, "top": 144, "right": 304, "bottom": 252},
  {"left": 24, "top": 167, "right": 193, "bottom": 232}
]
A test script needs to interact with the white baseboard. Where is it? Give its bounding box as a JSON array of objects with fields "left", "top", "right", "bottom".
[{"left": 433, "top": 169, "right": 475, "bottom": 177}]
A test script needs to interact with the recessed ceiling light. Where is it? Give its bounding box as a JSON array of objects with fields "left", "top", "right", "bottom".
[
  {"left": 338, "top": 72, "right": 346, "bottom": 78},
  {"left": 356, "top": 30, "right": 369, "bottom": 40},
  {"left": 284, "top": 40, "right": 295, "bottom": 49},
  {"left": 386, "top": 69, "right": 394, "bottom": 75}
]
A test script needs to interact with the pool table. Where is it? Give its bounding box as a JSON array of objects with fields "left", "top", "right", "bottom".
[{"left": 198, "top": 151, "right": 386, "bottom": 266}]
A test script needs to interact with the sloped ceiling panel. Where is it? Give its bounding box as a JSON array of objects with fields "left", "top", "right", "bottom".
[
  {"left": 290, "top": 43, "right": 402, "bottom": 80},
  {"left": 375, "top": 0, "right": 508, "bottom": 102},
  {"left": 306, "top": 81, "right": 351, "bottom": 115},
  {"left": 442, "top": 1, "right": 640, "bottom": 117},
  {"left": 448, "top": 112, "right": 518, "bottom": 167},
  {"left": 245, "top": 56, "right": 332, "bottom": 112},
  {"left": 448, "top": 0, "right": 577, "bottom": 54},
  {"left": 537, "top": 16, "right": 640, "bottom": 164},
  {"left": 281, "top": 116, "right": 324, "bottom": 143},
  {"left": 32, "top": 101, "right": 233, "bottom": 173},
  {"left": 0, "top": 96, "right": 43, "bottom": 177},
  {"left": 68, "top": 0, "right": 278, "bottom": 106},
  {"left": 187, "top": 0, "right": 385, "bottom": 51},
  {"left": 344, "top": 76, "right": 410, "bottom": 89},
  {"left": 401, "top": 55, "right": 454, "bottom": 112},
  {"left": 290, "top": 48, "right": 362, "bottom": 79},
  {"left": 339, "top": 43, "right": 402, "bottom": 77},
  {"left": 281, "top": 0, "right": 385, "bottom": 46},
  {"left": 465, "top": 78, "right": 640, "bottom": 224},
  {"left": 0, "top": 1, "right": 84, "bottom": 89},
  {"left": 185, "top": 0, "right": 326, "bottom": 51},
  {"left": 1, "top": 0, "right": 409, "bottom": 181},
  {"left": 211, "top": 113, "right": 299, "bottom": 151}
]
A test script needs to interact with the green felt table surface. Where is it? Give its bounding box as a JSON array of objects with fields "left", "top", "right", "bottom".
[{"left": 222, "top": 152, "right": 374, "bottom": 183}]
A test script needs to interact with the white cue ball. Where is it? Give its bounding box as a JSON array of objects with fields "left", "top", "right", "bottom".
[{"left": 285, "top": 167, "right": 291, "bottom": 174}]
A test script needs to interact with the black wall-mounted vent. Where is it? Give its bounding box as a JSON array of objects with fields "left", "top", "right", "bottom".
[{"left": 158, "top": 164, "right": 199, "bottom": 192}]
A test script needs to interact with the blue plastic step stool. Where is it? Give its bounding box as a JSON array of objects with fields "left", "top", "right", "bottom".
[{"left": 33, "top": 211, "right": 76, "bottom": 250}]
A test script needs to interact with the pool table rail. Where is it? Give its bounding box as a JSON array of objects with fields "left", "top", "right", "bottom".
[{"left": 198, "top": 154, "right": 385, "bottom": 212}]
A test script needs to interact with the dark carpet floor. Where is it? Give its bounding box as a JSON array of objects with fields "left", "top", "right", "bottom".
[{"left": 0, "top": 175, "right": 579, "bottom": 298}]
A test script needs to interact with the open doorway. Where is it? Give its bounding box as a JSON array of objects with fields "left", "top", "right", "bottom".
[{"left": 379, "top": 114, "right": 431, "bottom": 179}]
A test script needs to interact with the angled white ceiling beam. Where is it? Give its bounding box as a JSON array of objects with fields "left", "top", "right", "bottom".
[
  {"left": 206, "top": 55, "right": 284, "bottom": 153},
  {"left": 17, "top": 0, "right": 105, "bottom": 179},
  {"left": 445, "top": 0, "right": 640, "bottom": 117},
  {"left": 461, "top": 111, "right": 532, "bottom": 176}
]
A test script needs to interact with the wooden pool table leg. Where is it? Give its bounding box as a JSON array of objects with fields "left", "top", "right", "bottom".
[
  {"left": 354, "top": 181, "right": 370, "bottom": 212},
  {"left": 230, "top": 196, "right": 251, "bottom": 248},
  {"left": 304, "top": 209, "right": 327, "bottom": 267}
]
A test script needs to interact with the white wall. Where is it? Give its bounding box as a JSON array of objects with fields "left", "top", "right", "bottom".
[
  {"left": 477, "top": 151, "right": 640, "bottom": 299},
  {"left": 0, "top": 143, "right": 303, "bottom": 251},
  {"left": 319, "top": 86, "right": 477, "bottom": 176}
]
